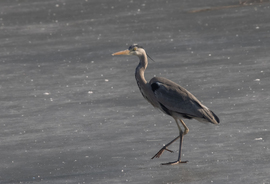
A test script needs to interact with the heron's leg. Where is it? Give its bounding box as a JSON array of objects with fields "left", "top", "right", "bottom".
[
  {"left": 151, "top": 135, "right": 180, "bottom": 159},
  {"left": 151, "top": 119, "right": 189, "bottom": 159},
  {"left": 180, "top": 119, "right": 189, "bottom": 135},
  {"left": 161, "top": 119, "right": 188, "bottom": 165}
]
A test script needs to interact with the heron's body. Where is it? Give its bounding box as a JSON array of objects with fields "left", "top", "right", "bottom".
[{"left": 112, "top": 44, "right": 219, "bottom": 165}]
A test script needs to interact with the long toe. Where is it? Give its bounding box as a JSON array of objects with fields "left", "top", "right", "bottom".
[
  {"left": 161, "top": 160, "right": 188, "bottom": 165},
  {"left": 151, "top": 150, "right": 164, "bottom": 159},
  {"left": 151, "top": 147, "right": 174, "bottom": 159},
  {"left": 180, "top": 160, "right": 188, "bottom": 163}
]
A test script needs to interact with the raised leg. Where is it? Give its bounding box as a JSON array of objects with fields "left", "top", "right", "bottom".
[
  {"left": 152, "top": 119, "right": 189, "bottom": 165},
  {"left": 151, "top": 135, "right": 180, "bottom": 159},
  {"left": 161, "top": 130, "right": 188, "bottom": 165}
]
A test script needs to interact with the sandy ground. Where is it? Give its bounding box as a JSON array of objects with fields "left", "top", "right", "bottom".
[{"left": 0, "top": 0, "right": 270, "bottom": 183}]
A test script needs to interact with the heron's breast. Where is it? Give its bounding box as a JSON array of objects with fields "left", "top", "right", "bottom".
[{"left": 136, "top": 79, "right": 147, "bottom": 98}]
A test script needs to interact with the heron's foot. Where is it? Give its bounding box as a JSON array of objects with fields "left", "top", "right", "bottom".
[
  {"left": 161, "top": 160, "right": 188, "bottom": 165},
  {"left": 151, "top": 147, "right": 173, "bottom": 159}
]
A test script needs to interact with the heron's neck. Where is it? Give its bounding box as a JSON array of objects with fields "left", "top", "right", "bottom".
[
  {"left": 134, "top": 51, "right": 158, "bottom": 108},
  {"left": 135, "top": 52, "right": 148, "bottom": 85}
]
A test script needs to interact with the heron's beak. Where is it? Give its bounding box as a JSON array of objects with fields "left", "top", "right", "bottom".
[{"left": 112, "top": 49, "right": 130, "bottom": 56}]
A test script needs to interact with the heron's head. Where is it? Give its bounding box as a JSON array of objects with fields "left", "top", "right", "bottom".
[{"left": 112, "top": 44, "right": 145, "bottom": 56}]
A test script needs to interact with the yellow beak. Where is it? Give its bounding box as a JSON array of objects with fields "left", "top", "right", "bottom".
[{"left": 112, "top": 49, "right": 130, "bottom": 56}]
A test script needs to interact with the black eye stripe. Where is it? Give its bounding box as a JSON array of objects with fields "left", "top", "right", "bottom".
[{"left": 129, "top": 44, "right": 143, "bottom": 50}]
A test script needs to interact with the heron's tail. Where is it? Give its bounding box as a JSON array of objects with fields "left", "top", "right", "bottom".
[
  {"left": 199, "top": 104, "right": 220, "bottom": 124},
  {"left": 210, "top": 110, "right": 220, "bottom": 124}
]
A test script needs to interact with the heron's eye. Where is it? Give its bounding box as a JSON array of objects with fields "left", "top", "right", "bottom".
[{"left": 133, "top": 47, "right": 137, "bottom": 51}]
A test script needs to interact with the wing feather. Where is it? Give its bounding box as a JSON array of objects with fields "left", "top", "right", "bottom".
[{"left": 149, "top": 77, "right": 219, "bottom": 124}]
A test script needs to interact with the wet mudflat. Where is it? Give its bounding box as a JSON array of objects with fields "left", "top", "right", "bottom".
[{"left": 0, "top": 0, "right": 270, "bottom": 183}]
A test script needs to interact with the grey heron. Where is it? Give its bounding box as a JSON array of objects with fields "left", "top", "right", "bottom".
[{"left": 112, "top": 44, "right": 219, "bottom": 165}]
